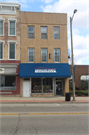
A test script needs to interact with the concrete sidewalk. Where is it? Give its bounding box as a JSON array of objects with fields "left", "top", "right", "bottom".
[{"left": 0, "top": 96, "right": 89, "bottom": 103}]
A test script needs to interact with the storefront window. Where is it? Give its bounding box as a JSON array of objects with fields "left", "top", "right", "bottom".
[
  {"left": 32, "top": 78, "right": 42, "bottom": 93},
  {"left": 31, "top": 78, "right": 53, "bottom": 93},
  {"left": 43, "top": 78, "right": 53, "bottom": 93},
  {"left": 0, "top": 76, "right": 16, "bottom": 90}
]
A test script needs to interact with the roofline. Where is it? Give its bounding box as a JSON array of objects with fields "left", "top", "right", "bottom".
[
  {"left": 0, "top": 2, "right": 20, "bottom": 7},
  {"left": 21, "top": 11, "right": 67, "bottom": 14}
]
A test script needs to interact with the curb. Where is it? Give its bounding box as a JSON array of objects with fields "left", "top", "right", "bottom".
[{"left": 0, "top": 100, "right": 89, "bottom": 103}]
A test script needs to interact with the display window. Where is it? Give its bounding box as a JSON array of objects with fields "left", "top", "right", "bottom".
[
  {"left": 0, "top": 76, "right": 16, "bottom": 90},
  {"left": 31, "top": 78, "right": 53, "bottom": 93},
  {"left": 43, "top": 78, "right": 53, "bottom": 93},
  {"left": 32, "top": 78, "right": 42, "bottom": 93}
]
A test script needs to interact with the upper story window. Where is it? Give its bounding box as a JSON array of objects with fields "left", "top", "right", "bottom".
[
  {"left": 41, "top": 49, "right": 47, "bottom": 63},
  {"left": 0, "top": 42, "right": 3, "bottom": 59},
  {"left": 7, "top": 41, "right": 17, "bottom": 60},
  {"left": 0, "top": 18, "right": 5, "bottom": 36},
  {"left": 10, "top": 21, "right": 15, "bottom": 35},
  {"left": 8, "top": 18, "right": 17, "bottom": 36},
  {"left": 54, "top": 48, "right": 60, "bottom": 63},
  {"left": 28, "top": 26, "right": 34, "bottom": 39},
  {"left": 41, "top": 26, "right": 47, "bottom": 39},
  {"left": 53, "top": 27, "right": 59, "bottom": 39},
  {"left": 28, "top": 48, "right": 34, "bottom": 62},
  {"left": 0, "top": 40, "right": 5, "bottom": 60},
  {"left": 9, "top": 43, "right": 16, "bottom": 60}
]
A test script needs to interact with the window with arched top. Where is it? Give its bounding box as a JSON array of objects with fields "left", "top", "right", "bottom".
[{"left": 80, "top": 75, "right": 89, "bottom": 87}]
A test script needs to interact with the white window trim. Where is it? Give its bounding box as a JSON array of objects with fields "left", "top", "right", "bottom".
[
  {"left": 28, "top": 26, "right": 35, "bottom": 39},
  {"left": 7, "top": 40, "right": 17, "bottom": 60},
  {"left": 41, "top": 26, "right": 47, "bottom": 39},
  {"left": 54, "top": 48, "right": 60, "bottom": 63},
  {"left": 0, "top": 40, "right": 5, "bottom": 60},
  {"left": 41, "top": 48, "right": 47, "bottom": 63},
  {"left": 28, "top": 48, "right": 35, "bottom": 63},
  {"left": 53, "top": 26, "right": 60, "bottom": 39},
  {"left": 0, "top": 18, "right": 5, "bottom": 36},
  {"left": 8, "top": 18, "right": 17, "bottom": 36}
]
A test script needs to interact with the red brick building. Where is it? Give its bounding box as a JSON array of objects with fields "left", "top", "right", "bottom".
[
  {"left": 69, "top": 65, "right": 89, "bottom": 87},
  {"left": 0, "top": 2, "right": 21, "bottom": 96}
]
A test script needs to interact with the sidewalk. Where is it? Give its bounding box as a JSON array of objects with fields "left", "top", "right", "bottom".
[{"left": 0, "top": 96, "right": 89, "bottom": 103}]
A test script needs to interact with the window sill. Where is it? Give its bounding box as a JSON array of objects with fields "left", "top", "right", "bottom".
[
  {"left": 8, "top": 35, "right": 16, "bottom": 37},
  {"left": 0, "top": 35, "right": 4, "bottom": 36},
  {"left": 41, "top": 62, "right": 47, "bottom": 63},
  {"left": 41, "top": 38, "right": 48, "bottom": 40},
  {"left": 28, "top": 38, "right": 35, "bottom": 39},
  {"left": 28, "top": 62, "right": 34, "bottom": 63},
  {"left": 8, "top": 59, "right": 16, "bottom": 60},
  {"left": 54, "top": 62, "right": 60, "bottom": 63},
  {"left": 54, "top": 38, "right": 60, "bottom": 40}
]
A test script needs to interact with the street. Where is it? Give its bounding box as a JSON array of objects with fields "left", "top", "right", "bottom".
[
  {"left": 0, "top": 103, "right": 89, "bottom": 135},
  {"left": 0, "top": 103, "right": 89, "bottom": 113}
]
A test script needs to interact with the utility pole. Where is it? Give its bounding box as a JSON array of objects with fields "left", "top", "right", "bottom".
[{"left": 70, "top": 9, "right": 77, "bottom": 101}]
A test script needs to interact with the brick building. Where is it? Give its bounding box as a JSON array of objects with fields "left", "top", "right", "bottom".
[
  {"left": 0, "top": 2, "right": 21, "bottom": 96},
  {"left": 69, "top": 65, "right": 89, "bottom": 88},
  {"left": 20, "top": 12, "right": 71, "bottom": 97}
]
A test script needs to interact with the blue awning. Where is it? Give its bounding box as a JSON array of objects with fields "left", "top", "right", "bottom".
[{"left": 20, "top": 63, "right": 71, "bottom": 78}]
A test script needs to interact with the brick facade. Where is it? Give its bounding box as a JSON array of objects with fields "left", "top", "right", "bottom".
[
  {"left": 20, "top": 12, "right": 69, "bottom": 97},
  {"left": 0, "top": 3, "right": 21, "bottom": 96},
  {"left": 69, "top": 65, "right": 89, "bottom": 87}
]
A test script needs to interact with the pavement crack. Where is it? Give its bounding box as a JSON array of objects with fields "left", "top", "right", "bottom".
[
  {"left": 31, "top": 124, "right": 38, "bottom": 135},
  {"left": 14, "top": 114, "right": 20, "bottom": 135}
]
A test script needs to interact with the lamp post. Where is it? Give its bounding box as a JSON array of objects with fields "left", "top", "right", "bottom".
[{"left": 70, "top": 9, "right": 77, "bottom": 101}]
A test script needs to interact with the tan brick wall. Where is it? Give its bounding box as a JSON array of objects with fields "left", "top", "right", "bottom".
[
  {"left": 21, "top": 12, "right": 68, "bottom": 63},
  {"left": 0, "top": 6, "right": 21, "bottom": 60},
  {"left": 64, "top": 78, "right": 69, "bottom": 95},
  {"left": 20, "top": 78, "right": 23, "bottom": 97},
  {"left": 20, "top": 12, "right": 69, "bottom": 97}
]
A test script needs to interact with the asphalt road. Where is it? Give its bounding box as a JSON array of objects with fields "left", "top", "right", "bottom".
[
  {"left": 1, "top": 115, "right": 89, "bottom": 135},
  {"left": 0, "top": 103, "right": 89, "bottom": 113},
  {"left": 0, "top": 103, "right": 89, "bottom": 135}
]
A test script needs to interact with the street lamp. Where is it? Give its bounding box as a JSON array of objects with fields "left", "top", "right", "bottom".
[{"left": 70, "top": 9, "right": 77, "bottom": 101}]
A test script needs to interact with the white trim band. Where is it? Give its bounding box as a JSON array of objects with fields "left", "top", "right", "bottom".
[{"left": 0, "top": 40, "right": 5, "bottom": 44}]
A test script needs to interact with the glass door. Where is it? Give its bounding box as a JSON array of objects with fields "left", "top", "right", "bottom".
[{"left": 56, "top": 81, "right": 62, "bottom": 95}]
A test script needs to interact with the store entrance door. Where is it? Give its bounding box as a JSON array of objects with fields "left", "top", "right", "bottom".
[
  {"left": 23, "top": 80, "right": 31, "bottom": 97},
  {"left": 56, "top": 81, "right": 62, "bottom": 95}
]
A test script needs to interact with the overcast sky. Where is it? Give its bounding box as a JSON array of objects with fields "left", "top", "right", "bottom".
[{"left": 0, "top": 0, "right": 89, "bottom": 65}]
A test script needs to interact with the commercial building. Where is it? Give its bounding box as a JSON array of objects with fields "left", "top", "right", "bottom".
[
  {"left": 0, "top": 2, "right": 21, "bottom": 96},
  {"left": 20, "top": 12, "right": 71, "bottom": 97},
  {"left": 69, "top": 65, "right": 89, "bottom": 88}
]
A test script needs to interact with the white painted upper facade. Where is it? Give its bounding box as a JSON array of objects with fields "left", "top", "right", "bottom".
[{"left": 0, "top": 2, "right": 20, "bottom": 15}]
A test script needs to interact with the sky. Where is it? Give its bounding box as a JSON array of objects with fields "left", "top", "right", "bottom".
[{"left": 0, "top": 0, "right": 89, "bottom": 65}]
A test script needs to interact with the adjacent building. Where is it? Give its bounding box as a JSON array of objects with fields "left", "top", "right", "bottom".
[
  {"left": 69, "top": 65, "right": 89, "bottom": 88},
  {"left": 0, "top": 2, "right": 21, "bottom": 96},
  {"left": 20, "top": 12, "right": 71, "bottom": 97}
]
